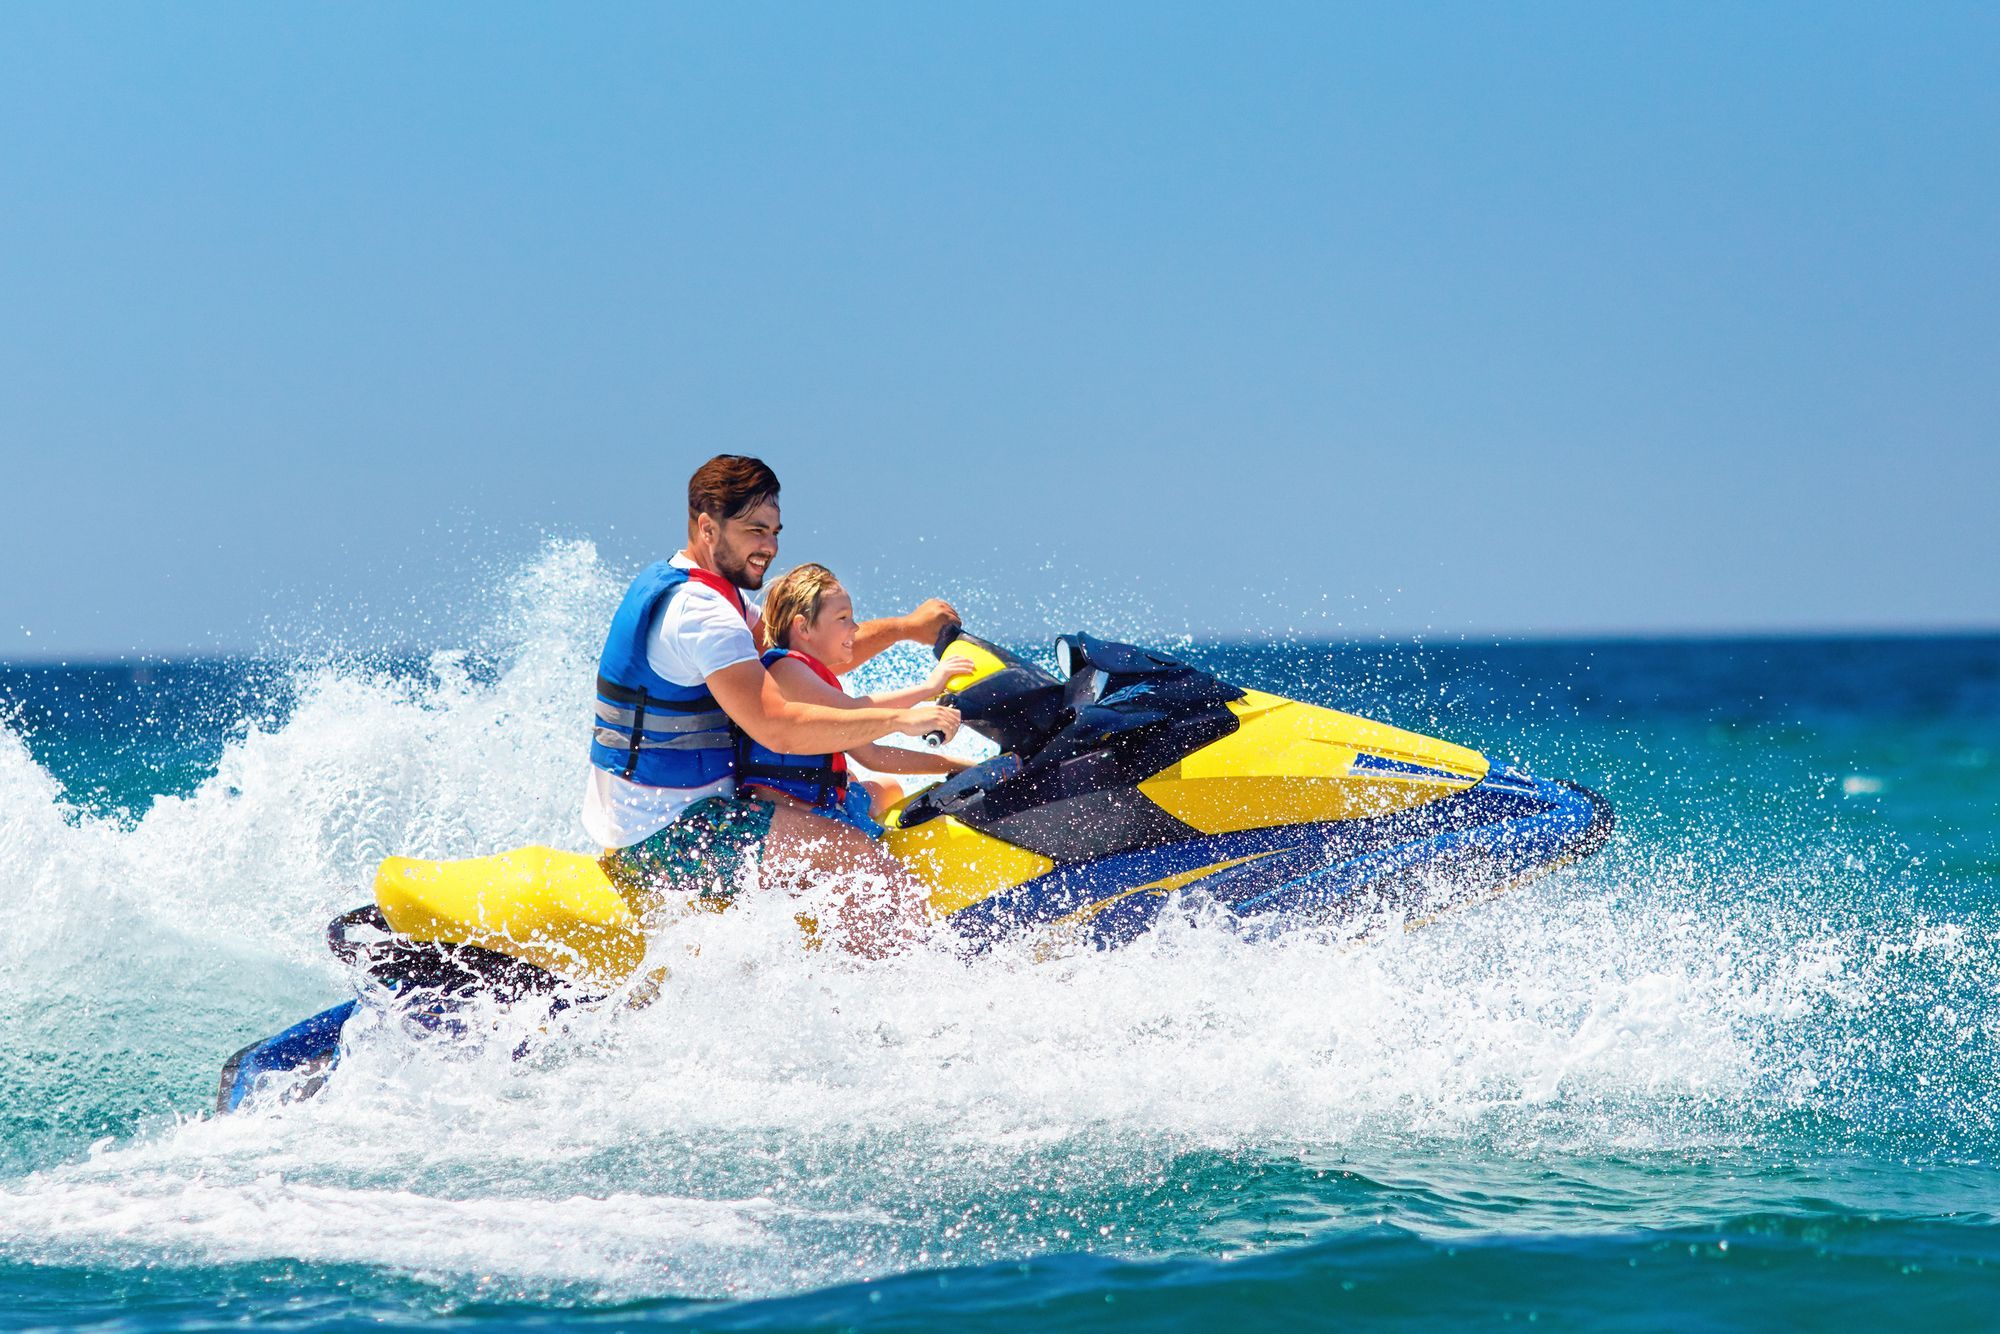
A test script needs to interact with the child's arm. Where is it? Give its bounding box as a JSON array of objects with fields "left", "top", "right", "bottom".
[
  {"left": 855, "top": 654, "right": 976, "bottom": 710},
  {"left": 849, "top": 742, "right": 975, "bottom": 777}
]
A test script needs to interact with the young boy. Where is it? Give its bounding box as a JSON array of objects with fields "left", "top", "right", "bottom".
[{"left": 739, "top": 563, "right": 975, "bottom": 834}]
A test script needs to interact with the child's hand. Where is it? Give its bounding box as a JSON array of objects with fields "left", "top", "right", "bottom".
[{"left": 927, "top": 654, "right": 977, "bottom": 695}]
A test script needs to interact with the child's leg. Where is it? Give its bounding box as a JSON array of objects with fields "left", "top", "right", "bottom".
[
  {"left": 862, "top": 778, "right": 902, "bottom": 818},
  {"left": 760, "top": 803, "right": 931, "bottom": 956}
]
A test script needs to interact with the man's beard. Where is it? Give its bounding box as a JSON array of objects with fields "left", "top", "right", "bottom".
[{"left": 713, "top": 544, "right": 766, "bottom": 590}]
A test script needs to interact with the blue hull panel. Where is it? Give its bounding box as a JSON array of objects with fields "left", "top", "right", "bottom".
[
  {"left": 216, "top": 1000, "right": 355, "bottom": 1114},
  {"left": 948, "top": 774, "right": 1613, "bottom": 949}
]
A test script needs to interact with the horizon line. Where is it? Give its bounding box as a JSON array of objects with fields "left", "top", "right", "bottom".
[{"left": 5, "top": 622, "right": 1999, "bottom": 669}]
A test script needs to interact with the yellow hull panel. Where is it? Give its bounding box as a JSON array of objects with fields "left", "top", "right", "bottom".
[
  {"left": 881, "top": 814, "right": 1055, "bottom": 917},
  {"left": 374, "top": 845, "right": 645, "bottom": 991},
  {"left": 935, "top": 634, "right": 1012, "bottom": 694},
  {"left": 1139, "top": 691, "right": 1488, "bottom": 835}
]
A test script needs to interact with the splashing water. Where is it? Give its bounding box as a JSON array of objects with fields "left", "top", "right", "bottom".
[{"left": 1, "top": 543, "right": 1996, "bottom": 1324}]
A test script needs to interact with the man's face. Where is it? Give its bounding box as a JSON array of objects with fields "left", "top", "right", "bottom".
[{"left": 709, "top": 499, "right": 781, "bottom": 590}]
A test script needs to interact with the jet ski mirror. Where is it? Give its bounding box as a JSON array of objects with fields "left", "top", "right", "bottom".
[
  {"left": 1056, "top": 636, "right": 1108, "bottom": 708},
  {"left": 1055, "top": 635, "right": 1085, "bottom": 679}
]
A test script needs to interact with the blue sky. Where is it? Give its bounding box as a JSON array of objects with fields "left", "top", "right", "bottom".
[{"left": 2, "top": 3, "right": 1995, "bottom": 659}]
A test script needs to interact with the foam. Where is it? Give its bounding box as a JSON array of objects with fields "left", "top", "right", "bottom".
[{"left": 0, "top": 1168, "right": 785, "bottom": 1300}]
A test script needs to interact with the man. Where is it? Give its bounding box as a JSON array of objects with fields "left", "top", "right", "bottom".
[{"left": 584, "top": 455, "right": 961, "bottom": 955}]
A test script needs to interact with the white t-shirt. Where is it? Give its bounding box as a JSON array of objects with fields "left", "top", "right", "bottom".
[{"left": 580, "top": 552, "right": 762, "bottom": 849}]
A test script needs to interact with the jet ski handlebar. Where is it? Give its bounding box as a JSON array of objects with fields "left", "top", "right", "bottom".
[
  {"left": 924, "top": 620, "right": 966, "bottom": 744},
  {"left": 920, "top": 625, "right": 1233, "bottom": 759}
]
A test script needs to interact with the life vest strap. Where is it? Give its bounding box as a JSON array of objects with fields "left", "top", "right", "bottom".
[
  {"left": 735, "top": 756, "right": 848, "bottom": 806},
  {"left": 592, "top": 727, "right": 734, "bottom": 753},
  {"left": 779, "top": 647, "right": 845, "bottom": 692},
  {"left": 737, "top": 758, "right": 846, "bottom": 786},
  {"left": 592, "top": 699, "right": 729, "bottom": 733},
  {"left": 595, "top": 674, "right": 720, "bottom": 712}
]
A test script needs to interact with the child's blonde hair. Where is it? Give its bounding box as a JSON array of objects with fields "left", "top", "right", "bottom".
[{"left": 759, "top": 563, "right": 845, "bottom": 649}]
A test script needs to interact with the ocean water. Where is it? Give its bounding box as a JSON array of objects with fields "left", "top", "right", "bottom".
[{"left": 1, "top": 543, "right": 1995, "bottom": 1330}]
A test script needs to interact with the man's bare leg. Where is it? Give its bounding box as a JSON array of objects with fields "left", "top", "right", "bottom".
[{"left": 760, "top": 801, "right": 933, "bottom": 957}]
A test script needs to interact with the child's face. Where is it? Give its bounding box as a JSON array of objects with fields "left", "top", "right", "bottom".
[{"left": 792, "top": 588, "right": 856, "bottom": 669}]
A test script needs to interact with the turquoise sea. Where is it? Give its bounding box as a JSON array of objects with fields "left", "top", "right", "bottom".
[{"left": 2, "top": 550, "right": 1995, "bottom": 1330}]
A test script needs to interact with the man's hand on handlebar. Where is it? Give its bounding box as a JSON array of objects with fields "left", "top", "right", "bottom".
[
  {"left": 899, "top": 703, "right": 960, "bottom": 744},
  {"left": 903, "top": 598, "right": 960, "bottom": 644}
]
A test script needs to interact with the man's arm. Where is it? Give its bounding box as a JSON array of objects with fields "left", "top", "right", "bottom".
[
  {"left": 850, "top": 742, "right": 974, "bottom": 777},
  {"left": 707, "top": 660, "right": 957, "bottom": 754},
  {"left": 848, "top": 598, "right": 961, "bottom": 671},
  {"left": 767, "top": 656, "right": 867, "bottom": 710}
]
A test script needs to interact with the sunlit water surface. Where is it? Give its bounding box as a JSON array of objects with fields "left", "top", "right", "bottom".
[{"left": 1, "top": 543, "right": 1995, "bottom": 1329}]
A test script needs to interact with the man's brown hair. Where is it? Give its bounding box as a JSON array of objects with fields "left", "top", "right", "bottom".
[
  {"left": 760, "top": 563, "right": 844, "bottom": 649},
  {"left": 687, "top": 455, "right": 780, "bottom": 524}
]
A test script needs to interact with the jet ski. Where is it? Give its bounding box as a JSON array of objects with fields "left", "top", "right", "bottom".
[{"left": 218, "top": 628, "right": 1613, "bottom": 1113}]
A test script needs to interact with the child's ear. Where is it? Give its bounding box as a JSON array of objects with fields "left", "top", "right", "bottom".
[{"left": 791, "top": 613, "right": 809, "bottom": 642}]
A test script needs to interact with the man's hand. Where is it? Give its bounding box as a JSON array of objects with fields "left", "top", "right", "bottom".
[
  {"left": 902, "top": 598, "right": 960, "bottom": 645},
  {"left": 898, "top": 703, "right": 961, "bottom": 744}
]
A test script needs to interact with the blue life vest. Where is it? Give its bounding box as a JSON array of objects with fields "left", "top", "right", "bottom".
[
  {"left": 587, "top": 561, "right": 741, "bottom": 789},
  {"left": 734, "top": 647, "right": 850, "bottom": 807}
]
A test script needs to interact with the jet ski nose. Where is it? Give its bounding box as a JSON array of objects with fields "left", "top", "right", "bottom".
[
  {"left": 1463, "top": 766, "right": 1616, "bottom": 858},
  {"left": 1477, "top": 763, "right": 1546, "bottom": 797}
]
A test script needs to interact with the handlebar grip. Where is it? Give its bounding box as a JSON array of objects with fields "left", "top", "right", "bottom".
[{"left": 923, "top": 691, "right": 960, "bottom": 746}]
